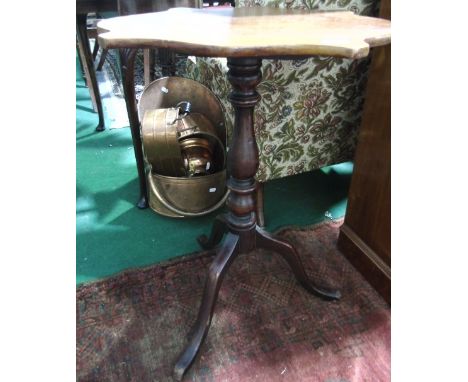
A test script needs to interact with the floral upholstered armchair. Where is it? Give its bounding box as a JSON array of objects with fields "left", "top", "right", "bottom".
[{"left": 184, "top": 0, "right": 380, "bottom": 226}]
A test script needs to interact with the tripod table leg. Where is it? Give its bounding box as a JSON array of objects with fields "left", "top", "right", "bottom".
[
  {"left": 174, "top": 232, "right": 240, "bottom": 381},
  {"left": 255, "top": 226, "right": 341, "bottom": 301},
  {"left": 197, "top": 214, "right": 229, "bottom": 250}
]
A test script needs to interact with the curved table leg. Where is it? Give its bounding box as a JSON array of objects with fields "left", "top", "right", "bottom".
[
  {"left": 255, "top": 226, "right": 341, "bottom": 300},
  {"left": 256, "top": 182, "right": 266, "bottom": 228},
  {"left": 119, "top": 48, "right": 148, "bottom": 209},
  {"left": 174, "top": 232, "right": 240, "bottom": 381},
  {"left": 197, "top": 214, "right": 229, "bottom": 250}
]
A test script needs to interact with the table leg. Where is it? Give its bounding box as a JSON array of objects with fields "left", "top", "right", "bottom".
[
  {"left": 255, "top": 226, "right": 341, "bottom": 300},
  {"left": 119, "top": 48, "right": 148, "bottom": 209},
  {"left": 158, "top": 48, "right": 177, "bottom": 77},
  {"left": 76, "top": 14, "right": 105, "bottom": 132},
  {"left": 173, "top": 57, "right": 340, "bottom": 380},
  {"left": 174, "top": 232, "right": 239, "bottom": 381},
  {"left": 256, "top": 182, "right": 266, "bottom": 227},
  {"left": 196, "top": 214, "right": 229, "bottom": 250},
  {"left": 143, "top": 49, "right": 155, "bottom": 86},
  {"left": 96, "top": 48, "right": 108, "bottom": 72}
]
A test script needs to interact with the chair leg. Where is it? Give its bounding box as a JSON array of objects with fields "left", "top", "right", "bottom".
[
  {"left": 92, "top": 37, "right": 100, "bottom": 61},
  {"left": 76, "top": 40, "right": 86, "bottom": 80},
  {"left": 96, "top": 48, "right": 108, "bottom": 71},
  {"left": 256, "top": 182, "right": 266, "bottom": 227},
  {"left": 197, "top": 214, "right": 229, "bottom": 250},
  {"left": 158, "top": 48, "right": 177, "bottom": 76},
  {"left": 76, "top": 14, "right": 105, "bottom": 131},
  {"left": 143, "top": 49, "right": 155, "bottom": 86}
]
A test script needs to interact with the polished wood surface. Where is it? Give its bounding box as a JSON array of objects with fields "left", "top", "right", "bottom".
[
  {"left": 98, "top": 7, "right": 391, "bottom": 58},
  {"left": 338, "top": 0, "right": 390, "bottom": 304}
]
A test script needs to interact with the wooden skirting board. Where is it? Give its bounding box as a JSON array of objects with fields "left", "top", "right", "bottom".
[{"left": 338, "top": 224, "right": 390, "bottom": 304}]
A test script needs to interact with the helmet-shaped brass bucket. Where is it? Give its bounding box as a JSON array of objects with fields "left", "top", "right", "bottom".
[{"left": 139, "top": 77, "right": 228, "bottom": 218}]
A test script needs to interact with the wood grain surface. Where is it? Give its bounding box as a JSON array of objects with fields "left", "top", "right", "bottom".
[{"left": 98, "top": 7, "right": 391, "bottom": 58}]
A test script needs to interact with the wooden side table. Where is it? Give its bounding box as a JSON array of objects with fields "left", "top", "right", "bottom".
[{"left": 98, "top": 8, "right": 391, "bottom": 380}]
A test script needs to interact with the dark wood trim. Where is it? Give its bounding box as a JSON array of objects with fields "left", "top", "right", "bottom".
[{"left": 338, "top": 224, "right": 390, "bottom": 304}]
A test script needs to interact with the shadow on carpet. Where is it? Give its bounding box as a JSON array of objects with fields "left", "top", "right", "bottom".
[{"left": 76, "top": 220, "right": 390, "bottom": 382}]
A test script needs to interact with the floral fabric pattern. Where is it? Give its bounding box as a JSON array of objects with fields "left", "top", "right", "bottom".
[{"left": 184, "top": 0, "right": 380, "bottom": 182}]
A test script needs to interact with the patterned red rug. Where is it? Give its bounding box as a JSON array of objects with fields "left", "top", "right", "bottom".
[{"left": 77, "top": 220, "right": 390, "bottom": 381}]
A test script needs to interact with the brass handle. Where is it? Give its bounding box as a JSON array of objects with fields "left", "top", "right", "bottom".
[{"left": 176, "top": 101, "right": 191, "bottom": 116}]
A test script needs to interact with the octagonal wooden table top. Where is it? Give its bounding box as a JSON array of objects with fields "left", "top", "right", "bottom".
[{"left": 98, "top": 7, "right": 391, "bottom": 59}]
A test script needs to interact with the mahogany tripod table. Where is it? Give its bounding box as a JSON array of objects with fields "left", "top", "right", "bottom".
[{"left": 98, "top": 7, "right": 391, "bottom": 380}]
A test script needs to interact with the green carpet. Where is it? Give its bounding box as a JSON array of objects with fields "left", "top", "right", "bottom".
[{"left": 76, "top": 56, "right": 353, "bottom": 285}]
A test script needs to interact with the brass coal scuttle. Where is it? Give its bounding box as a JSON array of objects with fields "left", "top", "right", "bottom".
[{"left": 138, "top": 77, "right": 228, "bottom": 218}]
